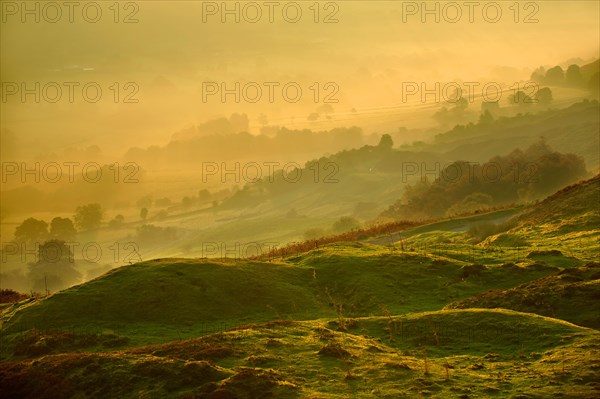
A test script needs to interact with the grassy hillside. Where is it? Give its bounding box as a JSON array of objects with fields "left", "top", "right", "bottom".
[
  {"left": 446, "top": 263, "right": 600, "bottom": 329},
  {"left": 2, "top": 310, "right": 599, "bottom": 399},
  {"left": 1, "top": 175, "right": 599, "bottom": 398},
  {"left": 370, "top": 175, "right": 600, "bottom": 267},
  {"left": 0, "top": 247, "right": 559, "bottom": 351},
  {"left": 515, "top": 174, "right": 600, "bottom": 230}
]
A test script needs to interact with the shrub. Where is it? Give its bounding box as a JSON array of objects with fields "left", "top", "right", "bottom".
[
  {"left": 459, "top": 264, "right": 487, "bottom": 278},
  {"left": 0, "top": 289, "right": 29, "bottom": 303}
]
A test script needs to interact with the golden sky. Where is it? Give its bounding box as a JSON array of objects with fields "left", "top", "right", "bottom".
[{"left": 1, "top": 0, "right": 599, "bottom": 156}]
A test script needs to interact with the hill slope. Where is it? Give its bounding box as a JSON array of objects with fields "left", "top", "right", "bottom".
[
  {"left": 445, "top": 263, "right": 600, "bottom": 329},
  {"left": 2, "top": 310, "right": 599, "bottom": 399},
  {"left": 1, "top": 248, "right": 561, "bottom": 348},
  {"left": 515, "top": 174, "right": 600, "bottom": 230},
  {"left": 1, "top": 176, "right": 600, "bottom": 398}
]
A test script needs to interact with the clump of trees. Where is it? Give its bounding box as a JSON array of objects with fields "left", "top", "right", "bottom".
[
  {"left": 135, "top": 224, "right": 178, "bottom": 245},
  {"left": 74, "top": 203, "right": 103, "bottom": 231},
  {"left": 380, "top": 139, "right": 588, "bottom": 220},
  {"left": 13, "top": 203, "right": 105, "bottom": 245},
  {"left": 13, "top": 203, "right": 104, "bottom": 244},
  {"left": 27, "top": 240, "right": 81, "bottom": 293},
  {"left": 14, "top": 217, "right": 77, "bottom": 244},
  {"left": 434, "top": 97, "right": 470, "bottom": 128},
  {"left": 14, "top": 218, "right": 49, "bottom": 244},
  {"left": 509, "top": 87, "right": 553, "bottom": 108},
  {"left": 9, "top": 204, "right": 105, "bottom": 293},
  {"left": 108, "top": 214, "right": 125, "bottom": 228},
  {"left": 531, "top": 63, "right": 599, "bottom": 96}
]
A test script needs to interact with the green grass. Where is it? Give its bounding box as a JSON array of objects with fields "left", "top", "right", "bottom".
[
  {"left": 1, "top": 176, "right": 599, "bottom": 398},
  {"left": 2, "top": 310, "right": 598, "bottom": 398},
  {"left": 1, "top": 245, "right": 564, "bottom": 355},
  {"left": 446, "top": 263, "right": 600, "bottom": 329}
]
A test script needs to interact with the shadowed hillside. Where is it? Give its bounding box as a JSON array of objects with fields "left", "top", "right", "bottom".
[
  {"left": 446, "top": 262, "right": 600, "bottom": 329},
  {"left": 2, "top": 310, "right": 599, "bottom": 398}
]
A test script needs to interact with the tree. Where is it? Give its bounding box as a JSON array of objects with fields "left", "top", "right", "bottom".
[
  {"left": 378, "top": 139, "right": 587, "bottom": 220},
  {"left": 479, "top": 110, "right": 494, "bottom": 125},
  {"left": 481, "top": 101, "right": 500, "bottom": 116},
  {"left": 136, "top": 224, "right": 178, "bottom": 245},
  {"left": 37, "top": 239, "right": 74, "bottom": 264},
  {"left": 198, "top": 189, "right": 211, "bottom": 202},
  {"left": 316, "top": 104, "right": 335, "bottom": 115},
  {"left": 565, "top": 65, "right": 584, "bottom": 87},
  {"left": 140, "top": 207, "right": 148, "bottom": 221},
  {"left": 454, "top": 97, "right": 468, "bottom": 112},
  {"left": 378, "top": 134, "right": 394, "bottom": 150},
  {"left": 14, "top": 218, "right": 48, "bottom": 244},
  {"left": 545, "top": 66, "right": 565, "bottom": 85},
  {"left": 530, "top": 66, "right": 546, "bottom": 83},
  {"left": 524, "top": 136, "right": 552, "bottom": 159},
  {"left": 49, "top": 217, "right": 77, "bottom": 241},
  {"left": 535, "top": 87, "right": 553, "bottom": 106},
  {"left": 433, "top": 97, "right": 469, "bottom": 127},
  {"left": 28, "top": 239, "right": 81, "bottom": 294},
  {"left": 74, "top": 203, "right": 103, "bottom": 231},
  {"left": 510, "top": 91, "right": 533, "bottom": 106},
  {"left": 108, "top": 214, "right": 125, "bottom": 228},
  {"left": 307, "top": 112, "right": 319, "bottom": 121}
]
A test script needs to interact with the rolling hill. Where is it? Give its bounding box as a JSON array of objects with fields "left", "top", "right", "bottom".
[
  {"left": 2, "top": 310, "right": 599, "bottom": 398},
  {"left": 445, "top": 263, "right": 600, "bottom": 329},
  {"left": 1, "top": 175, "right": 600, "bottom": 398}
]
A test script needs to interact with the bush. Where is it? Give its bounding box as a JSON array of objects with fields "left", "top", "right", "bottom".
[
  {"left": 459, "top": 264, "right": 487, "bottom": 278},
  {"left": 0, "top": 289, "right": 29, "bottom": 303},
  {"left": 491, "top": 233, "right": 529, "bottom": 247},
  {"left": 317, "top": 343, "right": 351, "bottom": 358}
]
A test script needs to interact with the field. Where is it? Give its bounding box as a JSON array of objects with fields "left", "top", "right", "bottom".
[{"left": 1, "top": 176, "right": 599, "bottom": 398}]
